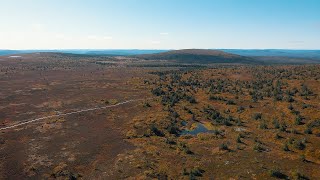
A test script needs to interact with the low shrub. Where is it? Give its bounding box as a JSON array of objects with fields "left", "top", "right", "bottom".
[
  {"left": 219, "top": 142, "right": 229, "bottom": 151},
  {"left": 269, "top": 168, "right": 287, "bottom": 179},
  {"left": 253, "top": 113, "right": 262, "bottom": 120}
]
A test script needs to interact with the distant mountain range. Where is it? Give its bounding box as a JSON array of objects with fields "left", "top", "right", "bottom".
[
  {"left": 1, "top": 49, "right": 320, "bottom": 58},
  {"left": 1, "top": 49, "right": 320, "bottom": 64},
  {"left": 0, "top": 49, "right": 168, "bottom": 56}
]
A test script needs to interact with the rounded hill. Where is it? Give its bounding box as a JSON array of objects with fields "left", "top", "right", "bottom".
[{"left": 134, "top": 49, "right": 257, "bottom": 64}]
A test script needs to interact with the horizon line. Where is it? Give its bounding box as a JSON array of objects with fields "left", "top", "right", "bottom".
[{"left": 1, "top": 48, "right": 320, "bottom": 51}]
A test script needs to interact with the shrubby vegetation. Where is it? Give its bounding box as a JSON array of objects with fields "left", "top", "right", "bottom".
[{"left": 129, "top": 64, "right": 320, "bottom": 179}]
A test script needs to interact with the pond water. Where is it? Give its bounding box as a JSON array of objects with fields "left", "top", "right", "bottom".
[{"left": 181, "top": 123, "right": 215, "bottom": 135}]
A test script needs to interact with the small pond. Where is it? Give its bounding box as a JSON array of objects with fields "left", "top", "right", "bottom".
[{"left": 181, "top": 123, "right": 215, "bottom": 135}]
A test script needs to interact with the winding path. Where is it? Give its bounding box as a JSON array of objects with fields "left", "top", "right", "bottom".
[{"left": 0, "top": 98, "right": 149, "bottom": 131}]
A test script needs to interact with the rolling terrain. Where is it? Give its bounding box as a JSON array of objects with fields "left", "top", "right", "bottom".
[{"left": 2, "top": 49, "right": 320, "bottom": 64}]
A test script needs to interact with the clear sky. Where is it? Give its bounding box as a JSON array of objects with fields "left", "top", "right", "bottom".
[{"left": 0, "top": 0, "right": 319, "bottom": 49}]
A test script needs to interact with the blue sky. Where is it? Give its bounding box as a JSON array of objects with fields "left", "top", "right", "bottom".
[{"left": 0, "top": 0, "right": 319, "bottom": 49}]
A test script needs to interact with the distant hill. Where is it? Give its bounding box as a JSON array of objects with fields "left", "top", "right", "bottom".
[
  {"left": 134, "top": 49, "right": 257, "bottom": 64},
  {"left": 220, "top": 49, "right": 320, "bottom": 59}
]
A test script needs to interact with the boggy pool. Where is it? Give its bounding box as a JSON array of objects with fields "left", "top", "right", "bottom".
[{"left": 181, "top": 123, "right": 215, "bottom": 135}]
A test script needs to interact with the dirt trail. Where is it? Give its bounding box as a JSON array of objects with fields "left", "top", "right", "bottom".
[{"left": 0, "top": 98, "right": 149, "bottom": 131}]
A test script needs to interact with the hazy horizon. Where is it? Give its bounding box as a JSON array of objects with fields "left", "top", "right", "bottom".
[{"left": 2, "top": 48, "right": 320, "bottom": 51}]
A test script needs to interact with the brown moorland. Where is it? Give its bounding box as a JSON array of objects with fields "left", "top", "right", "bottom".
[{"left": 0, "top": 53, "right": 319, "bottom": 179}]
